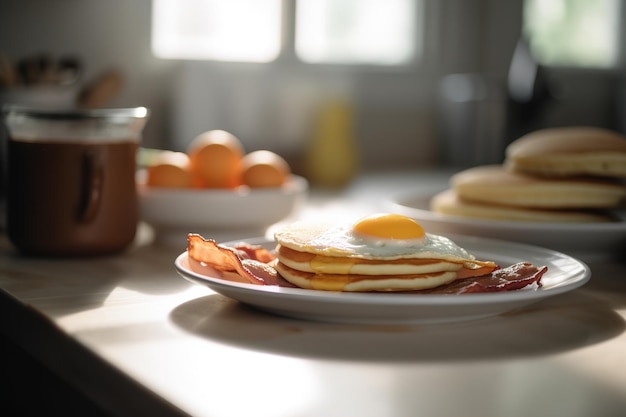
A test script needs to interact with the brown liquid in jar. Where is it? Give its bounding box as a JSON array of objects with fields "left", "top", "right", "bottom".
[{"left": 7, "top": 138, "right": 138, "bottom": 256}]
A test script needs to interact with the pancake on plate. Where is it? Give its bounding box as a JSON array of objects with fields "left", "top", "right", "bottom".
[
  {"left": 430, "top": 188, "right": 616, "bottom": 223},
  {"left": 505, "top": 126, "right": 626, "bottom": 178},
  {"left": 273, "top": 213, "right": 498, "bottom": 292},
  {"left": 449, "top": 165, "right": 626, "bottom": 209}
]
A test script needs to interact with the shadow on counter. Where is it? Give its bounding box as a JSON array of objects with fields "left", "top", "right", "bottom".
[{"left": 169, "top": 289, "right": 623, "bottom": 364}]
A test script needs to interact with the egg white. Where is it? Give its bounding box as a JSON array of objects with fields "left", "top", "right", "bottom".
[{"left": 275, "top": 222, "right": 476, "bottom": 261}]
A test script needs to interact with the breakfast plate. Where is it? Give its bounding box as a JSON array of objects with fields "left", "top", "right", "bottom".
[
  {"left": 174, "top": 235, "right": 590, "bottom": 325},
  {"left": 386, "top": 191, "right": 626, "bottom": 255}
]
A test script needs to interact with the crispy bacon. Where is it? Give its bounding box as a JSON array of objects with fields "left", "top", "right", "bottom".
[
  {"left": 186, "top": 234, "right": 546, "bottom": 293},
  {"left": 419, "top": 262, "right": 547, "bottom": 294},
  {"left": 187, "top": 234, "right": 291, "bottom": 286}
]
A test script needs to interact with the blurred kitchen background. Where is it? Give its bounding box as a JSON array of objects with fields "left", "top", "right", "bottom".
[{"left": 1, "top": 0, "right": 625, "bottom": 175}]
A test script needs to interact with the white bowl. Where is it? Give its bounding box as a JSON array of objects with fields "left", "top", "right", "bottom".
[{"left": 138, "top": 175, "right": 308, "bottom": 246}]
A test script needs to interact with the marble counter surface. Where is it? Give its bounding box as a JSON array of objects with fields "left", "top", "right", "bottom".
[{"left": 1, "top": 170, "right": 625, "bottom": 417}]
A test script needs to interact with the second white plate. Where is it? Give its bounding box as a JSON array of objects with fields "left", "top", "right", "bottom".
[{"left": 386, "top": 191, "right": 626, "bottom": 255}]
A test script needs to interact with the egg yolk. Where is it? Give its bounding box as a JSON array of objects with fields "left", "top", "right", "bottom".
[{"left": 352, "top": 213, "right": 425, "bottom": 241}]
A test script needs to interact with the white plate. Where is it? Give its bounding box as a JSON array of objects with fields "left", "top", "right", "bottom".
[
  {"left": 174, "top": 236, "right": 590, "bottom": 325},
  {"left": 386, "top": 191, "right": 626, "bottom": 255}
]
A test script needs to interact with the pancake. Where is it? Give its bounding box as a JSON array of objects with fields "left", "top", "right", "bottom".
[
  {"left": 430, "top": 189, "right": 617, "bottom": 223},
  {"left": 451, "top": 165, "right": 626, "bottom": 209},
  {"left": 505, "top": 127, "right": 626, "bottom": 178},
  {"left": 274, "top": 261, "right": 460, "bottom": 292}
]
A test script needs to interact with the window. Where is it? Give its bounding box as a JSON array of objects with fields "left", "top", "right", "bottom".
[
  {"left": 151, "top": 0, "right": 282, "bottom": 63},
  {"left": 295, "top": 0, "right": 419, "bottom": 65},
  {"left": 151, "top": 0, "right": 421, "bottom": 66},
  {"left": 523, "top": 0, "right": 620, "bottom": 68}
]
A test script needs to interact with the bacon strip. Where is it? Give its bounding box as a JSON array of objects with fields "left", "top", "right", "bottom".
[
  {"left": 187, "top": 234, "right": 295, "bottom": 286},
  {"left": 419, "top": 262, "right": 547, "bottom": 294}
]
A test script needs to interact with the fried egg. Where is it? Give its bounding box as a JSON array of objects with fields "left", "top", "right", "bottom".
[{"left": 274, "top": 213, "right": 476, "bottom": 261}]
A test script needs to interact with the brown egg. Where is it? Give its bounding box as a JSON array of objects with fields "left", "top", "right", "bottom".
[
  {"left": 145, "top": 151, "right": 194, "bottom": 188},
  {"left": 187, "top": 130, "right": 244, "bottom": 188},
  {"left": 241, "top": 150, "right": 290, "bottom": 188}
]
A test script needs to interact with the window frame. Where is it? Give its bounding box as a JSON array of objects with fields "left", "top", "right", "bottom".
[{"left": 152, "top": 0, "right": 429, "bottom": 75}]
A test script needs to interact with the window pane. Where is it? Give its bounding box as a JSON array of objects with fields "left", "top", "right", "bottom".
[
  {"left": 295, "top": 0, "right": 420, "bottom": 65},
  {"left": 151, "top": 0, "right": 282, "bottom": 62},
  {"left": 523, "top": 0, "right": 619, "bottom": 68}
]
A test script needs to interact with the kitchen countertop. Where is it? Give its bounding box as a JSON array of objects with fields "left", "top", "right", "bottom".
[{"left": 1, "top": 170, "right": 625, "bottom": 417}]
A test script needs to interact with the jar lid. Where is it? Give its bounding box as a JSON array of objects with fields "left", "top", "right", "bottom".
[{"left": 2, "top": 105, "right": 149, "bottom": 121}]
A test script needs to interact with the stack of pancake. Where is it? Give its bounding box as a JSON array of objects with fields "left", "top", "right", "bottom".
[
  {"left": 273, "top": 214, "right": 498, "bottom": 292},
  {"left": 431, "top": 127, "right": 626, "bottom": 222}
]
